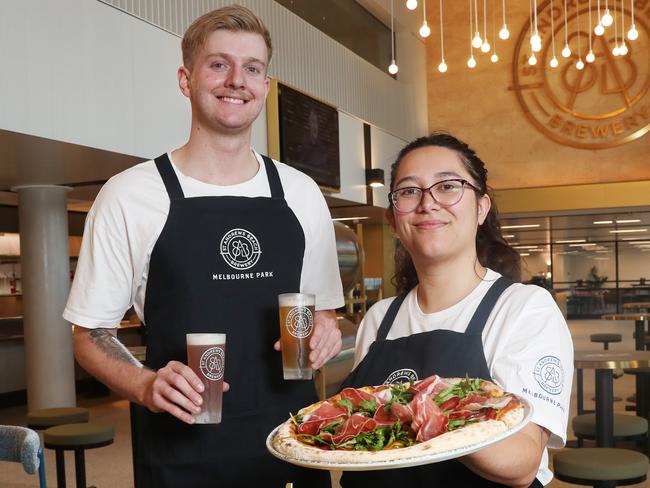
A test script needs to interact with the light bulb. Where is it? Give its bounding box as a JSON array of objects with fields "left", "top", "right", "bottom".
[
  {"left": 499, "top": 25, "right": 510, "bottom": 40},
  {"left": 576, "top": 59, "right": 584, "bottom": 70},
  {"left": 528, "top": 54, "right": 537, "bottom": 65},
  {"left": 619, "top": 42, "right": 628, "bottom": 55},
  {"left": 467, "top": 56, "right": 477, "bottom": 68},
  {"left": 481, "top": 41, "right": 490, "bottom": 53},
  {"left": 472, "top": 33, "right": 483, "bottom": 48},
  {"left": 491, "top": 53, "right": 499, "bottom": 62},
  {"left": 438, "top": 60, "right": 448, "bottom": 72},
  {"left": 601, "top": 9, "right": 613, "bottom": 26},
  {"left": 531, "top": 40, "right": 542, "bottom": 52},
  {"left": 406, "top": 0, "right": 418, "bottom": 10},
  {"left": 612, "top": 45, "right": 620, "bottom": 56},
  {"left": 586, "top": 50, "right": 595, "bottom": 62},
  {"left": 531, "top": 33, "right": 541, "bottom": 45},
  {"left": 550, "top": 56, "right": 559, "bottom": 68},
  {"left": 561, "top": 44, "right": 571, "bottom": 57},
  {"left": 627, "top": 25, "right": 639, "bottom": 40},
  {"left": 594, "top": 22, "right": 605, "bottom": 36},
  {"left": 419, "top": 21, "right": 431, "bottom": 37},
  {"left": 388, "top": 61, "right": 399, "bottom": 74}
]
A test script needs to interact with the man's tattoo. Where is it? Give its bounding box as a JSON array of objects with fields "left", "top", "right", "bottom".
[{"left": 89, "top": 329, "right": 143, "bottom": 368}]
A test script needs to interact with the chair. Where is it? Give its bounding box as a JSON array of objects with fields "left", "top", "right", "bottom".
[
  {"left": 572, "top": 413, "right": 649, "bottom": 452},
  {"left": 590, "top": 333, "right": 622, "bottom": 350},
  {"left": 0, "top": 425, "right": 47, "bottom": 487},
  {"left": 44, "top": 422, "right": 114, "bottom": 488},
  {"left": 27, "top": 407, "right": 89, "bottom": 430},
  {"left": 553, "top": 447, "right": 649, "bottom": 487}
]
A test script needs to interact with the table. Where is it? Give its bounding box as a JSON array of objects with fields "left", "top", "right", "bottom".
[
  {"left": 574, "top": 351, "right": 650, "bottom": 447},
  {"left": 601, "top": 313, "right": 649, "bottom": 351},
  {"left": 623, "top": 302, "right": 650, "bottom": 312}
]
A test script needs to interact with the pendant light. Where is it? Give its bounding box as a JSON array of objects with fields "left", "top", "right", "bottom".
[
  {"left": 481, "top": 0, "right": 491, "bottom": 52},
  {"left": 499, "top": 0, "right": 510, "bottom": 39},
  {"left": 612, "top": 0, "right": 620, "bottom": 55},
  {"left": 472, "top": 0, "right": 483, "bottom": 48},
  {"left": 468, "top": 0, "right": 477, "bottom": 67},
  {"left": 388, "top": 0, "right": 399, "bottom": 74},
  {"left": 575, "top": 1, "right": 584, "bottom": 68},
  {"left": 490, "top": 0, "right": 499, "bottom": 62},
  {"left": 419, "top": 0, "right": 431, "bottom": 37},
  {"left": 628, "top": 0, "right": 638, "bottom": 40},
  {"left": 602, "top": 0, "right": 613, "bottom": 25},
  {"left": 619, "top": 0, "right": 628, "bottom": 54},
  {"left": 595, "top": 0, "right": 605, "bottom": 35},
  {"left": 549, "top": 0, "right": 559, "bottom": 67},
  {"left": 562, "top": 0, "right": 572, "bottom": 57},
  {"left": 406, "top": 0, "right": 418, "bottom": 10},
  {"left": 530, "top": 0, "right": 542, "bottom": 52},
  {"left": 586, "top": 0, "right": 596, "bottom": 61},
  {"left": 438, "top": 0, "right": 448, "bottom": 71}
]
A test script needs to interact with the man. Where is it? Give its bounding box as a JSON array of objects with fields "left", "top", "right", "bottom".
[{"left": 64, "top": 5, "right": 343, "bottom": 487}]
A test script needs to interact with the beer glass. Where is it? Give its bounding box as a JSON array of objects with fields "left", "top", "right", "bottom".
[
  {"left": 278, "top": 293, "right": 315, "bottom": 380},
  {"left": 186, "top": 333, "right": 226, "bottom": 424}
]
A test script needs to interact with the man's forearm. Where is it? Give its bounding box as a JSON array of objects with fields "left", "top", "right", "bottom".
[{"left": 73, "top": 325, "right": 154, "bottom": 405}]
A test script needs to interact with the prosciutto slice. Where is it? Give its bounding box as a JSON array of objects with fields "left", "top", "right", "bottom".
[
  {"left": 409, "top": 375, "right": 450, "bottom": 397},
  {"left": 297, "top": 401, "right": 348, "bottom": 435},
  {"left": 389, "top": 402, "right": 413, "bottom": 424},
  {"left": 341, "top": 387, "right": 376, "bottom": 408},
  {"left": 373, "top": 405, "right": 398, "bottom": 427},
  {"left": 410, "top": 392, "right": 448, "bottom": 441},
  {"left": 332, "top": 413, "right": 378, "bottom": 445}
]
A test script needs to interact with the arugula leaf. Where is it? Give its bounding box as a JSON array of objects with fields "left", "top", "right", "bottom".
[
  {"left": 389, "top": 382, "right": 414, "bottom": 405},
  {"left": 434, "top": 377, "right": 482, "bottom": 406},
  {"left": 320, "top": 418, "right": 344, "bottom": 434},
  {"left": 358, "top": 398, "right": 378, "bottom": 415},
  {"left": 447, "top": 418, "right": 467, "bottom": 431},
  {"left": 337, "top": 398, "right": 354, "bottom": 416}
]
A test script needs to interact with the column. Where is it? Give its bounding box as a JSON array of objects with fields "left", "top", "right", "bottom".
[{"left": 13, "top": 185, "right": 75, "bottom": 410}]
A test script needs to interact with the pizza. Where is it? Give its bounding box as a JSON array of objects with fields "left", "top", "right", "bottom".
[{"left": 270, "top": 375, "right": 527, "bottom": 465}]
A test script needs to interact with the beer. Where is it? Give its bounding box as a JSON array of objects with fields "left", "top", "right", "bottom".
[
  {"left": 278, "top": 293, "right": 315, "bottom": 380},
  {"left": 186, "top": 333, "right": 226, "bottom": 424}
]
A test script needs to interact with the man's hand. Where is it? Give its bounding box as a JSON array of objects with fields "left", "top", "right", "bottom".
[
  {"left": 273, "top": 309, "right": 341, "bottom": 370},
  {"left": 309, "top": 310, "right": 342, "bottom": 369},
  {"left": 141, "top": 361, "right": 230, "bottom": 424}
]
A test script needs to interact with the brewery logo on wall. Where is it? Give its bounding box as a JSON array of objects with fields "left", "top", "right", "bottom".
[
  {"left": 285, "top": 306, "right": 314, "bottom": 339},
  {"left": 219, "top": 228, "right": 261, "bottom": 270},
  {"left": 512, "top": 1, "right": 649, "bottom": 149},
  {"left": 199, "top": 346, "right": 225, "bottom": 381}
]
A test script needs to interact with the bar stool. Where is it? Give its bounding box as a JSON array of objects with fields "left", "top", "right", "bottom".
[
  {"left": 553, "top": 447, "right": 649, "bottom": 487},
  {"left": 572, "top": 413, "right": 648, "bottom": 450},
  {"left": 44, "top": 422, "right": 114, "bottom": 488},
  {"left": 590, "top": 333, "right": 622, "bottom": 350},
  {"left": 27, "top": 407, "right": 89, "bottom": 430}
]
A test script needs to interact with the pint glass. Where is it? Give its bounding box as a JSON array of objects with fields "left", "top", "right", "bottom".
[
  {"left": 186, "top": 333, "right": 226, "bottom": 424},
  {"left": 278, "top": 293, "right": 315, "bottom": 380}
]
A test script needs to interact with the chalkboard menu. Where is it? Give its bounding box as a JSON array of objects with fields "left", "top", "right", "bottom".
[{"left": 278, "top": 83, "right": 340, "bottom": 192}]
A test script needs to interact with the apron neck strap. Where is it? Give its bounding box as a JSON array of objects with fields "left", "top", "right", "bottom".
[
  {"left": 376, "top": 293, "right": 408, "bottom": 341},
  {"left": 261, "top": 155, "right": 284, "bottom": 199},
  {"left": 465, "top": 276, "right": 513, "bottom": 335},
  {"left": 154, "top": 153, "right": 185, "bottom": 201}
]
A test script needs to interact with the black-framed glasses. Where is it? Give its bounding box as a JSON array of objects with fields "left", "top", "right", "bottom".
[{"left": 389, "top": 178, "right": 481, "bottom": 213}]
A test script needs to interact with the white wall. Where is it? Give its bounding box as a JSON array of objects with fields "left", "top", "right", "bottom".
[
  {"left": 337, "top": 112, "right": 366, "bottom": 204},
  {"left": 370, "top": 126, "right": 408, "bottom": 208}
]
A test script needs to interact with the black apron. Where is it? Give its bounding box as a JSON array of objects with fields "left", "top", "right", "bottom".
[
  {"left": 130, "top": 154, "right": 329, "bottom": 488},
  {"left": 340, "top": 277, "right": 542, "bottom": 488}
]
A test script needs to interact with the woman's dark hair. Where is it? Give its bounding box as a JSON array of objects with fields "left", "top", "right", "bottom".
[{"left": 390, "top": 132, "right": 521, "bottom": 294}]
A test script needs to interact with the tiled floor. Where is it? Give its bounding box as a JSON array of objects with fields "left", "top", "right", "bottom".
[{"left": 0, "top": 319, "right": 647, "bottom": 487}]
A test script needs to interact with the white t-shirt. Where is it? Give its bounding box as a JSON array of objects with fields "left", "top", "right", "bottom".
[
  {"left": 64, "top": 150, "right": 344, "bottom": 328},
  {"left": 354, "top": 269, "right": 573, "bottom": 485}
]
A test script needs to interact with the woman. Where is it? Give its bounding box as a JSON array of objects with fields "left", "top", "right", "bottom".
[{"left": 340, "top": 133, "right": 573, "bottom": 487}]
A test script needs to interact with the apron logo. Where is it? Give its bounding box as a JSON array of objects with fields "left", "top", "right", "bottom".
[
  {"left": 533, "top": 355, "right": 563, "bottom": 395},
  {"left": 285, "top": 306, "right": 313, "bottom": 339},
  {"left": 199, "top": 346, "right": 225, "bottom": 381},
  {"left": 384, "top": 368, "right": 419, "bottom": 385},
  {"left": 220, "top": 228, "right": 261, "bottom": 270}
]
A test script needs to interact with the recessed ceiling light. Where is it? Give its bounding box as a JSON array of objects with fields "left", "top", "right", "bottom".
[
  {"left": 502, "top": 224, "right": 541, "bottom": 229},
  {"left": 555, "top": 239, "right": 586, "bottom": 244},
  {"left": 593, "top": 220, "right": 613, "bottom": 224},
  {"left": 513, "top": 245, "right": 540, "bottom": 249},
  {"left": 332, "top": 217, "right": 370, "bottom": 222},
  {"left": 616, "top": 219, "right": 641, "bottom": 223},
  {"left": 610, "top": 229, "right": 648, "bottom": 234},
  {"left": 502, "top": 234, "right": 515, "bottom": 238},
  {"left": 569, "top": 243, "right": 597, "bottom": 247},
  {"left": 519, "top": 253, "right": 530, "bottom": 256}
]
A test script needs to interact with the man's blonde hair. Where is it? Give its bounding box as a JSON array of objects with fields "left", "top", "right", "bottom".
[{"left": 182, "top": 4, "right": 273, "bottom": 70}]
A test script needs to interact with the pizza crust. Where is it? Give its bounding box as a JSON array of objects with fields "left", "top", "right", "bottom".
[{"left": 270, "top": 379, "right": 528, "bottom": 466}]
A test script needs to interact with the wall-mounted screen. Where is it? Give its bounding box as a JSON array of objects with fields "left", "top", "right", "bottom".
[{"left": 278, "top": 83, "right": 340, "bottom": 192}]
